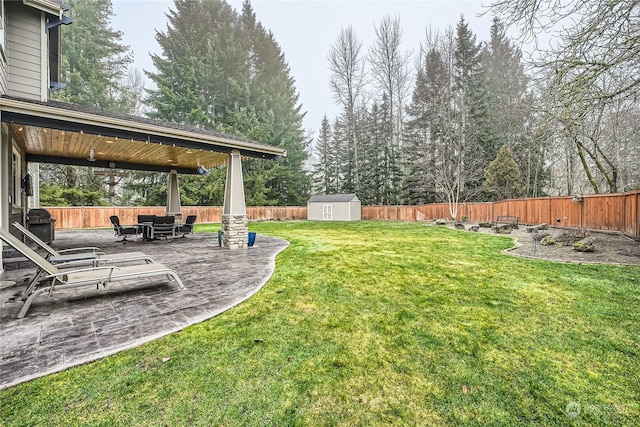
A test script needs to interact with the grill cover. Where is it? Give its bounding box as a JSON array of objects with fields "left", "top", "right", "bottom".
[{"left": 27, "top": 209, "right": 54, "bottom": 223}]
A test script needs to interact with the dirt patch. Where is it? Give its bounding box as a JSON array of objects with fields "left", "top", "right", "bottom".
[{"left": 446, "top": 223, "right": 640, "bottom": 266}]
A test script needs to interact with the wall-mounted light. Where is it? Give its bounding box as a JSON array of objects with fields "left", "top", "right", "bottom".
[{"left": 88, "top": 148, "right": 96, "bottom": 162}]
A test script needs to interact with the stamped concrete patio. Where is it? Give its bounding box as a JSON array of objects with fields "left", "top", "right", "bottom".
[{"left": 0, "top": 229, "right": 289, "bottom": 389}]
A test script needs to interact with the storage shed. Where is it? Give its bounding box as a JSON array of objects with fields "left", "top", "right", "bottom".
[{"left": 307, "top": 194, "right": 361, "bottom": 221}]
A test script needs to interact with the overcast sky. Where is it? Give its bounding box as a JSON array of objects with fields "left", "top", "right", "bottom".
[{"left": 111, "top": 1, "right": 499, "bottom": 136}]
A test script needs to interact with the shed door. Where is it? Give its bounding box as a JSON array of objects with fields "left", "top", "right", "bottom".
[{"left": 322, "top": 204, "right": 332, "bottom": 220}]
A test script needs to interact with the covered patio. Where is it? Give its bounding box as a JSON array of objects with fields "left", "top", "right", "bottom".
[
  {"left": 0, "top": 228, "right": 289, "bottom": 389},
  {"left": 1, "top": 95, "right": 287, "bottom": 250}
]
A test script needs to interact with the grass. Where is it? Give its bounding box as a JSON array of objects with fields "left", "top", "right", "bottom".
[{"left": 1, "top": 221, "right": 639, "bottom": 426}]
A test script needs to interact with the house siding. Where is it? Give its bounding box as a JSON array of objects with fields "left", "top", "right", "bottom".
[
  {"left": 0, "top": 55, "right": 7, "bottom": 95},
  {"left": 6, "top": 2, "right": 42, "bottom": 100}
]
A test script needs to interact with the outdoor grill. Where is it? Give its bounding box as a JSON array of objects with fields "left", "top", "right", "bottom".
[{"left": 27, "top": 208, "right": 56, "bottom": 243}]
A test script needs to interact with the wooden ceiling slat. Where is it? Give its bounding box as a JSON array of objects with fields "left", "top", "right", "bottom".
[{"left": 15, "top": 125, "right": 231, "bottom": 171}]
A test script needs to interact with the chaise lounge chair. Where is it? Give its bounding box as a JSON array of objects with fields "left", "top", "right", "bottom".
[
  {"left": 12, "top": 222, "right": 157, "bottom": 297},
  {"left": 12, "top": 222, "right": 155, "bottom": 265},
  {"left": 0, "top": 228, "right": 184, "bottom": 319}
]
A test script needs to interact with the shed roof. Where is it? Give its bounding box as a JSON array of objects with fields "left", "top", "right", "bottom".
[{"left": 308, "top": 194, "right": 359, "bottom": 203}]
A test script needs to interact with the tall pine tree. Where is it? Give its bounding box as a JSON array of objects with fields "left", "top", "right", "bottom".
[{"left": 146, "top": 0, "right": 309, "bottom": 205}]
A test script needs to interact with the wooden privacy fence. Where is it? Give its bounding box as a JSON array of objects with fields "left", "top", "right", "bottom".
[
  {"left": 44, "top": 206, "right": 308, "bottom": 230},
  {"left": 43, "top": 190, "right": 639, "bottom": 239},
  {"left": 360, "top": 190, "right": 640, "bottom": 239}
]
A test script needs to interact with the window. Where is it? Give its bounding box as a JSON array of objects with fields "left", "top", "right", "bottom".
[{"left": 12, "top": 147, "right": 21, "bottom": 207}]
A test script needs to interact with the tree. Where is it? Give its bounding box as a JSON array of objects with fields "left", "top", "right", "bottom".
[
  {"left": 312, "top": 115, "right": 335, "bottom": 194},
  {"left": 490, "top": 0, "right": 640, "bottom": 195},
  {"left": 44, "top": 0, "right": 136, "bottom": 207},
  {"left": 453, "top": 15, "right": 488, "bottom": 190},
  {"left": 328, "top": 26, "right": 367, "bottom": 192},
  {"left": 146, "top": 0, "right": 309, "bottom": 205},
  {"left": 368, "top": 15, "right": 412, "bottom": 202},
  {"left": 403, "top": 41, "right": 449, "bottom": 205},
  {"left": 490, "top": 0, "right": 640, "bottom": 107},
  {"left": 483, "top": 145, "right": 525, "bottom": 200},
  {"left": 54, "top": 0, "right": 134, "bottom": 111}
]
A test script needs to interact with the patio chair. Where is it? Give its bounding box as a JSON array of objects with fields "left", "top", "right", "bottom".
[
  {"left": 175, "top": 215, "right": 197, "bottom": 237},
  {"left": 110, "top": 215, "right": 139, "bottom": 242},
  {"left": 151, "top": 215, "right": 175, "bottom": 240},
  {"left": 13, "top": 222, "right": 154, "bottom": 264},
  {"left": 137, "top": 214, "right": 156, "bottom": 240},
  {"left": 0, "top": 228, "right": 184, "bottom": 319},
  {"left": 12, "top": 222, "right": 157, "bottom": 297}
]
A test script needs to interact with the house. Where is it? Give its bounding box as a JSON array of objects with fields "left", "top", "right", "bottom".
[
  {"left": 0, "top": 0, "right": 286, "bottom": 272},
  {"left": 307, "top": 194, "right": 361, "bottom": 221}
]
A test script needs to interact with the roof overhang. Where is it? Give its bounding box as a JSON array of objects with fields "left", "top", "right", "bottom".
[
  {"left": 0, "top": 97, "right": 286, "bottom": 175},
  {"left": 22, "top": 0, "right": 64, "bottom": 17}
]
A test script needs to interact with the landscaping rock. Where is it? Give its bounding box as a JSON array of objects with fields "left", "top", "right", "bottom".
[
  {"left": 526, "top": 223, "right": 549, "bottom": 232},
  {"left": 454, "top": 222, "right": 465, "bottom": 230},
  {"left": 540, "top": 236, "right": 555, "bottom": 246},
  {"left": 435, "top": 218, "right": 447, "bottom": 225},
  {"left": 479, "top": 222, "right": 493, "bottom": 228},
  {"left": 492, "top": 224, "right": 513, "bottom": 234},
  {"left": 574, "top": 236, "right": 596, "bottom": 252},
  {"left": 469, "top": 225, "right": 480, "bottom": 232}
]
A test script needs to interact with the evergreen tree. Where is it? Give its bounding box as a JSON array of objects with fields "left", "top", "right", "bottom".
[
  {"left": 312, "top": 116, "right": 334, "bottom": 194},
  {"left": 480, "top": 17, "right": 544, "bottom": 196},
  {"left": 146, "top": 0, "right": 309, "bottom": 205},
  {"left": 54, "top": 0, "right": 134, "bottom": 111},
  {"left": 404, "top": 46, "right": 450, "bottom": 204},
  {"left": 43, "top": 0, "right": 135, "bottom": 206},
  {"left": 454, "top": 16, "right": 490, "bottom": 194},
  {"left": 483, "top": 145, "right": 525, "bottom": 200}
]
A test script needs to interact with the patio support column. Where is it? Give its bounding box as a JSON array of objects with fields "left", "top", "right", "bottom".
[
  {"left": 222, "top": 149, "right": 248, "bottom": 249},
  {"left": 166, "top": 169, "right": 182, "bottom": 223}
]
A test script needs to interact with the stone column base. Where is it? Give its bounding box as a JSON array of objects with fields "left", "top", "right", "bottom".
[{"left": 222, "top": 214, "right": 248, "bottom": 250}]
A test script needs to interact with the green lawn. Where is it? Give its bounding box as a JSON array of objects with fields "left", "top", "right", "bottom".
[{"left": 1, "top": 221, "right": 639, "bottom": 426}]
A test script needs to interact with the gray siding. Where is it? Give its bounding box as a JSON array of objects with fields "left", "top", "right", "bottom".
[
  {"left": 6, "top": 2, "right": 42, "bottom": 100},
  {"left": 307, "top": 200, "right": 361, "bottom": 221},
  {"left": 0, "top": 55, "right": 7, "bottom": 95}
]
